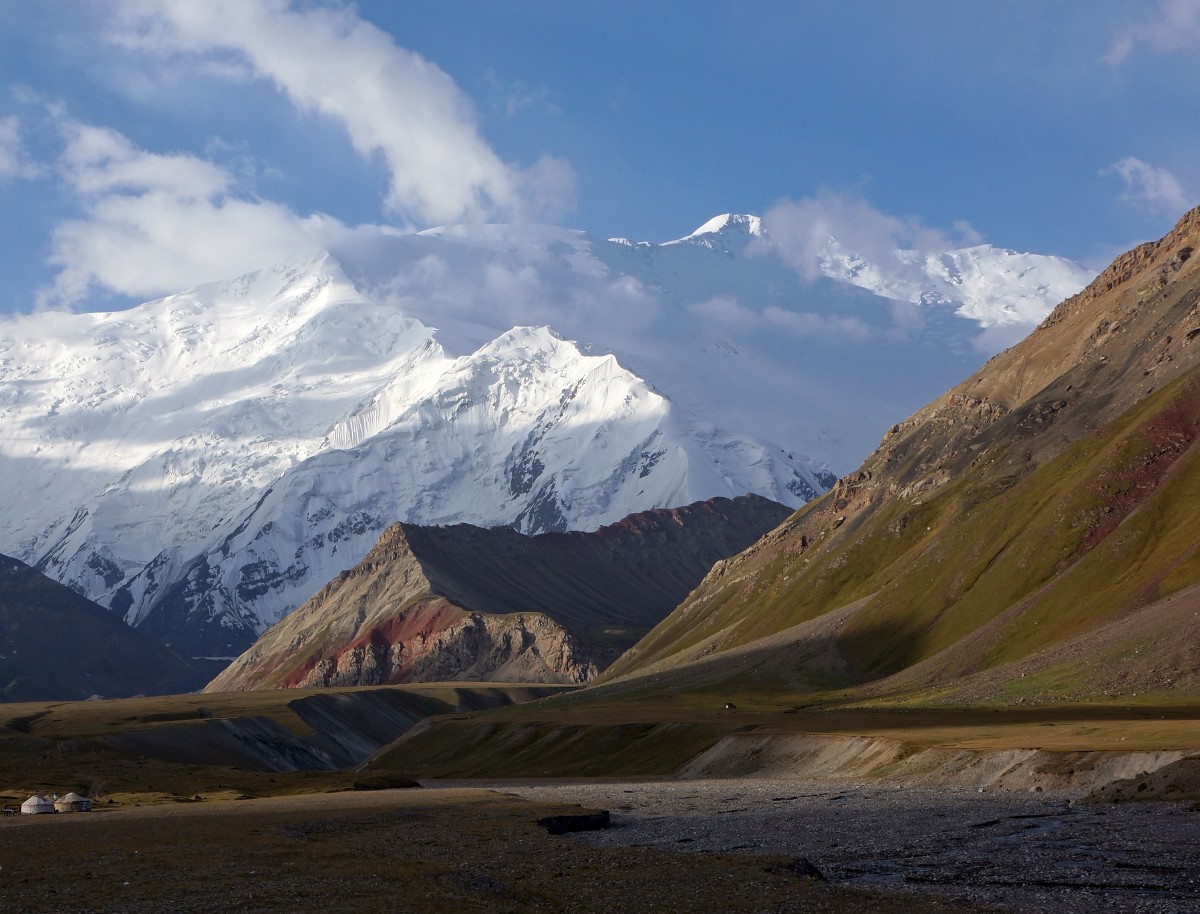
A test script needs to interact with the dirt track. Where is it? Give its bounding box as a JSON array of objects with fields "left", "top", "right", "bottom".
[{"left": 483, "top": 778, "right": 1200, "bottom": 914}]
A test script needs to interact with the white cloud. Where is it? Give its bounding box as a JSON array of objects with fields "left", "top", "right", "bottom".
[
  {"left": 687, "top": 295, "right": 874, "bottom": 342},
  {"left": 110, "top": 0, "right": 574, "bottom": 226},
  {"left": 1103, "top": 156, "right": 1190, "bottom": 215},
  {"left": 368, "top": 252, "right": 659, "bottom": 349},
  {"left": 762, "top": 189, "right": 979, "bottom": 282},
  {"left": 0, "top": 116, "right": 43, "bottom": 180},
  {"left": 61, "top": 122, "right": 227, "bottom": 198},
  {"left": 1107, "top": 0, "right": 1200, "bottom": 63},
  {"left": 40, "top": 119, "right": 358, "bottom": 309}
]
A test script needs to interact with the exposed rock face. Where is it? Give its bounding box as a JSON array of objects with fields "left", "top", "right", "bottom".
[
  {"left": 207, "top": 494, "right": 792, "bottom": 691},
  {"left": 602, "top": 206, "right": 1200, "bottom": 703},
  {"left": 0, "top": 553, "right": 208, "bottom": 701},
  {"left": 294, "top": 602, "right": 600, "bottom": 688}
]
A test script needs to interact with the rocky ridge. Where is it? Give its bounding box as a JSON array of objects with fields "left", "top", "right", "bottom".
[
  {"left": 208, "top": 494, "right": 792, "bottom": 690},
  {"left": 0, "top": 553, "right": 208, "bottom": 701}
]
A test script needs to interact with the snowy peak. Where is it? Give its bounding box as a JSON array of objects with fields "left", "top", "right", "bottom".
[
  {"left": 683, "top": 213, "right": 765, "bottom": 239},
  {"left": 668, "top": 213, "right": 766, "bottom": 253},
  {"left": 659, "top": 211, "right": 1089, "bottom": 325},
  {"left": 817, "top": 238, "right": 1091, "bottom": 326}
]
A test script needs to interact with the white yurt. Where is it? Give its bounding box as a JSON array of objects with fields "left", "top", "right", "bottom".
[
  {"left": 54, "top": 792, "right": 91, "bottom": 813},
  {"left": 20, "top": 795, "right": 54, "bottom": 815}
]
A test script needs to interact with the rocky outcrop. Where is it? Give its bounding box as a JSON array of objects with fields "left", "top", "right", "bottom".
[
  {"left": 291, "top": 605, "right": 600, "bottom": 688},
  {"left": 207, "top": 494, "right": 792, "bottom": 691}
]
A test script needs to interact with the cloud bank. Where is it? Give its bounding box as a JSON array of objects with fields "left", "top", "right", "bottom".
[
  {"left": 33, "top": 0, "right": 577, "bottom": 308},
  {"left": 110, "top": 0, "right": 574, "bottom": 226}
]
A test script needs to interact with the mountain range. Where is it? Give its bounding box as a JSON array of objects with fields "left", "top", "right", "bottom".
[
  {"left": 0, "top": 214, "right": 1091, "bottom": 659},
  {"left": 599, "top": 205, "right": 1200, "bottom": 705}
]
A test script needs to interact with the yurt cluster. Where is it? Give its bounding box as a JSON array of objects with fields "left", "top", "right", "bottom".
[{"left": 14, "top": 792, "right": 92, "bottom": 815}]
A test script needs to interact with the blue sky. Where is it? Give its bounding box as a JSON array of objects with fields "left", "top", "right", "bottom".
[{"left": 0, "top": 0, "right": 1198, "bottom": 314}]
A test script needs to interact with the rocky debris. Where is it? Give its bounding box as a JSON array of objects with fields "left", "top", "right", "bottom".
[
  {"left": 766, "top": 857, "right": 827, "bottom": 881},
  {"left": 536, "top": 809, "right": 611, "bottom": 834},
  {"left": 502, "top": 778, "right": 1200, "bottom": 914}
]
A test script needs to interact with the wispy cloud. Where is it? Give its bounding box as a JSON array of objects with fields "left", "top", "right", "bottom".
[
  {"left": 483, "top": 69, "right": 561, "bottom": 120},
  {"left": 1103, "top": 156, "right": 1191, "bottom": 215},
  {"left": 1107, "top": 0, "right": 1200, "bottom": 63},
  {"left": 0, "top": 116, "right": 43, "bottom": 180},
  {"left": 109, "top": 0, "right": 574, "bottom": 225}
]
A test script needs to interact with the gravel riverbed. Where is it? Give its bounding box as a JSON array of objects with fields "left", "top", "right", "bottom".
[{"left": 460, "top": 778, "right": 1200, "bottom": 914}]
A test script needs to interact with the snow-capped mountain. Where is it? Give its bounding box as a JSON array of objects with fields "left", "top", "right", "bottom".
[{"left": 0, "top": 215, "right": 1093, "bottom": 656}]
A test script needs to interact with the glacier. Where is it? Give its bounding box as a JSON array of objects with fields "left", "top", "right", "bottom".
[{"left": 0, "top": 214, "right": 1093, "bottom": 656}]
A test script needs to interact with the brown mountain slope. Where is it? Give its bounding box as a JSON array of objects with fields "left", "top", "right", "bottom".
[
  {"left": 207, "top": 494, "right": 791, "bottom": 691},
  {"left": 601, "top": 206, "right": 1200, "bottom": 704},
  {"left": 0, "top": 554, "right": 209, "bottom": 701}
]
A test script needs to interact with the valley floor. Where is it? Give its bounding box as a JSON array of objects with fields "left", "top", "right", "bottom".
[
  {"left": 466, "top": 779, "right": 1200, "bottom": 914},
  {"left": 0, "top": 786, "right": 993, "bottom": 914},
  {"left": 2, "top": 777, "right": 1198, "bottom": 912}
]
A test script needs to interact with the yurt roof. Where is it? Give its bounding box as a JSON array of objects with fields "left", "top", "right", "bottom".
[{"left": 59, "top": 792, "right": 86, "bottom": 802}]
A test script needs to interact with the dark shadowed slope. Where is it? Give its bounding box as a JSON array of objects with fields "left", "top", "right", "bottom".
[
  {"left": 599, "top": 205, "right": 1200, "bottom": 705},
  {"left": 208, "top": 494, "right": 791, "bottom": 691},
  {"left": 0, "top": 554, "right": 209, "bottom": 701}
]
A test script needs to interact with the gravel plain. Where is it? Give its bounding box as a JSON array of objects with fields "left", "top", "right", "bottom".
[
  {"left": 0, "top": 786, "right": 992, "bottom": 914},
  {"left": 475, "top": 778, "right": 1200, "bottom": 914}
]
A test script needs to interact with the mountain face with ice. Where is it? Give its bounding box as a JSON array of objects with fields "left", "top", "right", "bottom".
[{"left": 0, "top": 215, "right": 1092, "bottom": 657}]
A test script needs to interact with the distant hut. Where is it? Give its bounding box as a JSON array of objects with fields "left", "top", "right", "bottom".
[
  {"left": 20, "top": 795, "right": 54, "bottom": 815},
  {"left": 54, "top": 793, "right": 91, "bottom": 813}
]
